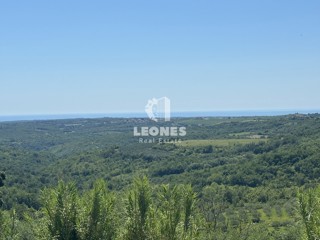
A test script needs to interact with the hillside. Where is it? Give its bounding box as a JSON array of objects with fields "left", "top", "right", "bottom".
[{"left": 1, "top": 114, "right": 320, "bottom": 239}]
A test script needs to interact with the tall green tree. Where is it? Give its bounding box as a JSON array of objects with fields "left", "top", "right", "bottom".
[
  {"left": 0, "top": 172, "right": 5, "bottom": 188},
  {"left": 157, "top": 185, "right": 182, "bottom": 240},
  {"left": 299, "top": 186, "right": 320, "bottom": 240},
  {"left": 0, "top": 172, "right": 5, "bottom": 208},
  {"left": 124, "top": 176, "right": 155, "bottom": 240},
  {"left": 0, "top": 171, "right": 6, "bottom": 238},
  {"left": 182, "top": 185, "right": 198, "bottom": 238},
  {"left": 41, "top": 181, "right": 79, "bottom": 240},
  {"left": 80, "top": 179, "right": 117, "bottom": 240}
]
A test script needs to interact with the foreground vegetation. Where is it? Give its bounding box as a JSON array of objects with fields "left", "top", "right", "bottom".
[
  {"left": 1, "top": 114, "right": 320, "bottom": 238},
  {"left": 0, "top": 176, "right": 308, "bottom": 239}
]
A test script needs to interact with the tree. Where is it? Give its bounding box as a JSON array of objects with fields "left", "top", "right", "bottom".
[
  {"left": 299, "top": 186, "right": 320, "bottom": 240},
  {"left": 0, "top": 172, "right": 5, "bottom": 208},
  {"left": 41, "top": 181, "right": 79, "bottom": 240},
  {"left": 81, "top": 179, "right": 117, "bottom": 240},
  {"left": 124, "top": 176, "right": 155, "bottom": 240},
  {"left": 0, "top": 172, "right": 5, "bottom": 188},
  {"left": 157, "top": 185, "right": 182, "bottom": 240},
  {"left": 40, "top": 179, "right": 119, "bottom": 240}
]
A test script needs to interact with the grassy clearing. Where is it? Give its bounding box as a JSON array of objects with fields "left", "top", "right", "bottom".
[
  {"left": 176, "top": 138, "right": 268, "bottom": 147},
  {"left": 258, "top": 208, "right": 292, "bottom": 225},
  {"left": 228, "top": 132, "right": 253, "bottom": 136}
]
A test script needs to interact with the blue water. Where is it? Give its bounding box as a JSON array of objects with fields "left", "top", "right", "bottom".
[{"left": 0, "top": 110, "right": 319, "bottom": 122}]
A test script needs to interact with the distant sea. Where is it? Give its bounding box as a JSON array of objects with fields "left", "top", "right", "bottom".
[{"left": 0, "top": 110, "right": 319, "bottom": 122}]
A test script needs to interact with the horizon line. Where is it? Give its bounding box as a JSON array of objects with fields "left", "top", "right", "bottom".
[
  {"left": 1, "top": 108, "right": 320, "bottom": 117},
  {"left": 0, "top": 109, "right": 319, "bottom": 122}
]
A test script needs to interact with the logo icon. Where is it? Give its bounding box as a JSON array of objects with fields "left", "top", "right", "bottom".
[{"left": 145, "top": 97, "right": 171, "bottom": 122}]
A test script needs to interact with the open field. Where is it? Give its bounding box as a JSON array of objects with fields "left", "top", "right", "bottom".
[{"left": 176, "top": 138, "right": 268, "bottom": 147}]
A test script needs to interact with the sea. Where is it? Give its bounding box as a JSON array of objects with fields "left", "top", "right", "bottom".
[{"left": 0, "top": 110, "right": 319, "bottom": 122}]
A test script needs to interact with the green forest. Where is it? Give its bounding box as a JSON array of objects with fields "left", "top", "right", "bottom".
[{"left": 1, "top": 114, "right": 320, "bottom": 239}]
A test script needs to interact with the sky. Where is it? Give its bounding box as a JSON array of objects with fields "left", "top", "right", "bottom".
[{"left": 0, "top": 0, "right": 319, "bottom": 115}]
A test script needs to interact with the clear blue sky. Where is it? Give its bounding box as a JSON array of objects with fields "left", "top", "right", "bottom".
[{"left": 0, "top": 0, "right": 319, "bottom": 115}]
